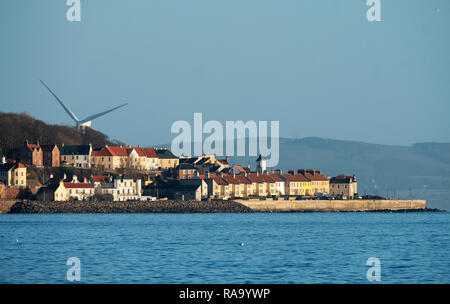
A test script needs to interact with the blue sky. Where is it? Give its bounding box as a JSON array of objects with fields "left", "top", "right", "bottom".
[{"left": 0, "top": 0, "right": 449, "bottom": 146}]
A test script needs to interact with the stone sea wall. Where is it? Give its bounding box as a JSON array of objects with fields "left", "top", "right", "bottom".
[
  {"left": 0, "top": 199, "right": 431, "bottom": 214},
  {"left": 236, "top": 199, "right": 427, "bottom": 212}
]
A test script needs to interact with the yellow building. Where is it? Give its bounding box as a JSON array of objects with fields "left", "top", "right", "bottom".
[
  {"left": 37, "top": 180, "right": 69, "bottom": 201},
  {"left": 156, "top": 148, "right": 179, "bottom": 169},
  {"left": 298, "top": 169, "right": 329, "bottom": 195},
  {"left": 91, "top": 146, "right": 127, "bottom": 170},
  {"left": 281, "top": 172, "right": 311, "bottom": 196},
  {"left": 91, "top": 146, "right": 161, "bottom": 171},
  {"left": 0, "top": 161, "right": 27, "bottom": 187}
]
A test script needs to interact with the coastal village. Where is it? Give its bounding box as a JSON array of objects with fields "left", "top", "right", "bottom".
[{"left": 0, "top": 141, "right": 359, "bottom": 202}]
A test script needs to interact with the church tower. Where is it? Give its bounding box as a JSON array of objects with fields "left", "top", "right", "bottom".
[{"left": 256, "top": 154, "right": 266, "bottom": 173}]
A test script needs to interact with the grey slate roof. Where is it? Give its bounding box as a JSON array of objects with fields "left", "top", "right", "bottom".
[
  {"left": 0, "top": 163, "right": 17, "bottom": 171},
  {"left": 61, "top": 145, "right": 91, "bottom": 156},
  {"left": 155, "top": 149, "right": 178, "bottom": 159}
]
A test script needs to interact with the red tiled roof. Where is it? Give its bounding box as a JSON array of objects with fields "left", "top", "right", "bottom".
[
  {"left": 106, "top": 146, "right": 128, "bottom": 157},
  {"left": 258, "top": 174, "right": 275, "bottom": 183},
  {"left": 221, "top": 174, "right": 239, "bottom": 184},
  {"left": 247, "top": 173, "right": 274, "bottom": 183},
  {"left": 91, "top": 148, "right": 113, "bottom": 157},
  {"left": 131, "top": 147, "right": 147, "bottom": 157},
  {"left": 141, "top": 148, "right": 157, "bottom": 158},
  {"left": 281, "top": 173, "right": 309, "bottom": 182},
  {"left": 298, "top": 169, "right": 328, "bottom": 181},
  {"left": 91, "top": 176, "right": 109, "bottom": 183},
  {"left": 64, "top": 182, "right": 94, "bottom": 189},
  {"left": 268, "top": 173, "right": 284, "bottom": 182},
  {"left": 211, "top": 176, "right": 228, "bottom": 185},
  {"left": 233, "top": 174, "right": 251, "bottom": 184},
  {"left": 233, "top": 165, "right": 246, "bottom": 173}
]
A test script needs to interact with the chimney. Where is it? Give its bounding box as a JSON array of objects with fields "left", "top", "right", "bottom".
[
  {"left": 63, "top": 173, "right": 67, "bottom": 180},
  {"left": 72, "top": 175, "right": 78, "bottom": 183}
]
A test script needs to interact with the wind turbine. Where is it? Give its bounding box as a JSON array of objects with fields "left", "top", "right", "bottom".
[{"left": 39, "top": 79, "right": 128, "bottom": 131}]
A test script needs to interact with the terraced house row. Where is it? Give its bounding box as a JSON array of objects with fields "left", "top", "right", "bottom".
[
  {"left": 19, "top": 141, "right": 179, "bottom": 171},
  {"left": 196, "top": 169, "right": 331, "bottom": 199}
]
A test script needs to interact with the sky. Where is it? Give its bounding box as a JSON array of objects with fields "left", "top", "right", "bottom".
[{"left": 0, "top": 0, "right": 449, "bottom": 147}]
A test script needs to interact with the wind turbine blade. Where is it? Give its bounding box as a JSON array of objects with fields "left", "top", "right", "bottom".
[
  {"left": 39, "top": 79, "right": 80, "bottom": 123},
  {"left": 78, "top": 103, "right": 128, "bottom": 124}
]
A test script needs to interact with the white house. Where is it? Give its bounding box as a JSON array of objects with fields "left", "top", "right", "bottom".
[
  {"left": 94, "top": 175, "right": 142, "bottom": 201},
  {"left": 64, "top": 175, "right": 95, "bottom": 201}
]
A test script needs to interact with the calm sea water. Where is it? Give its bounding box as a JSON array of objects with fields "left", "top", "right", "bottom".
[{"left": 0, "top": 212, "right": 449, "bottom": 284}]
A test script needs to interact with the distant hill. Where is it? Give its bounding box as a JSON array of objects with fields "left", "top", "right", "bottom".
[
  {"left": 224, "top": 137, "right": 450, "bottom": 190},
  {"left": 225, "top": 137, "right": 450, "bottom": 209},
  {"left": 0, "top": 112, "right": 123, "bottom": 157}
]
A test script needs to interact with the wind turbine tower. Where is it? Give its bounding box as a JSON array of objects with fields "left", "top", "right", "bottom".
[{"left": 40, "top": 79, "right": 128, "bottom": 132}]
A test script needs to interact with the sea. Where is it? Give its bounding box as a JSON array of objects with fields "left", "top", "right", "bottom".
[{"left": 0, "top": 212, "right": 449, "bottom": 284}]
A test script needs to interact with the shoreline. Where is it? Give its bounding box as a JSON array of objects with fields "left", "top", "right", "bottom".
[{"left": 1, "top": 199, "right": 443, "bottom": 214}]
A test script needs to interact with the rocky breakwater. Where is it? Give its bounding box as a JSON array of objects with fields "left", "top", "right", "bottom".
[{"left": 8, "top": 200, "right": 254, "bottom": 213}]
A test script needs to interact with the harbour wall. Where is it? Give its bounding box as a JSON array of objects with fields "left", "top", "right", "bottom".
[
  {"left": 236, "top": 199, "right": 426, "bottom": 212},
  {"left": 0, "top": 199, "right": 427, "bottom": 213}
]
